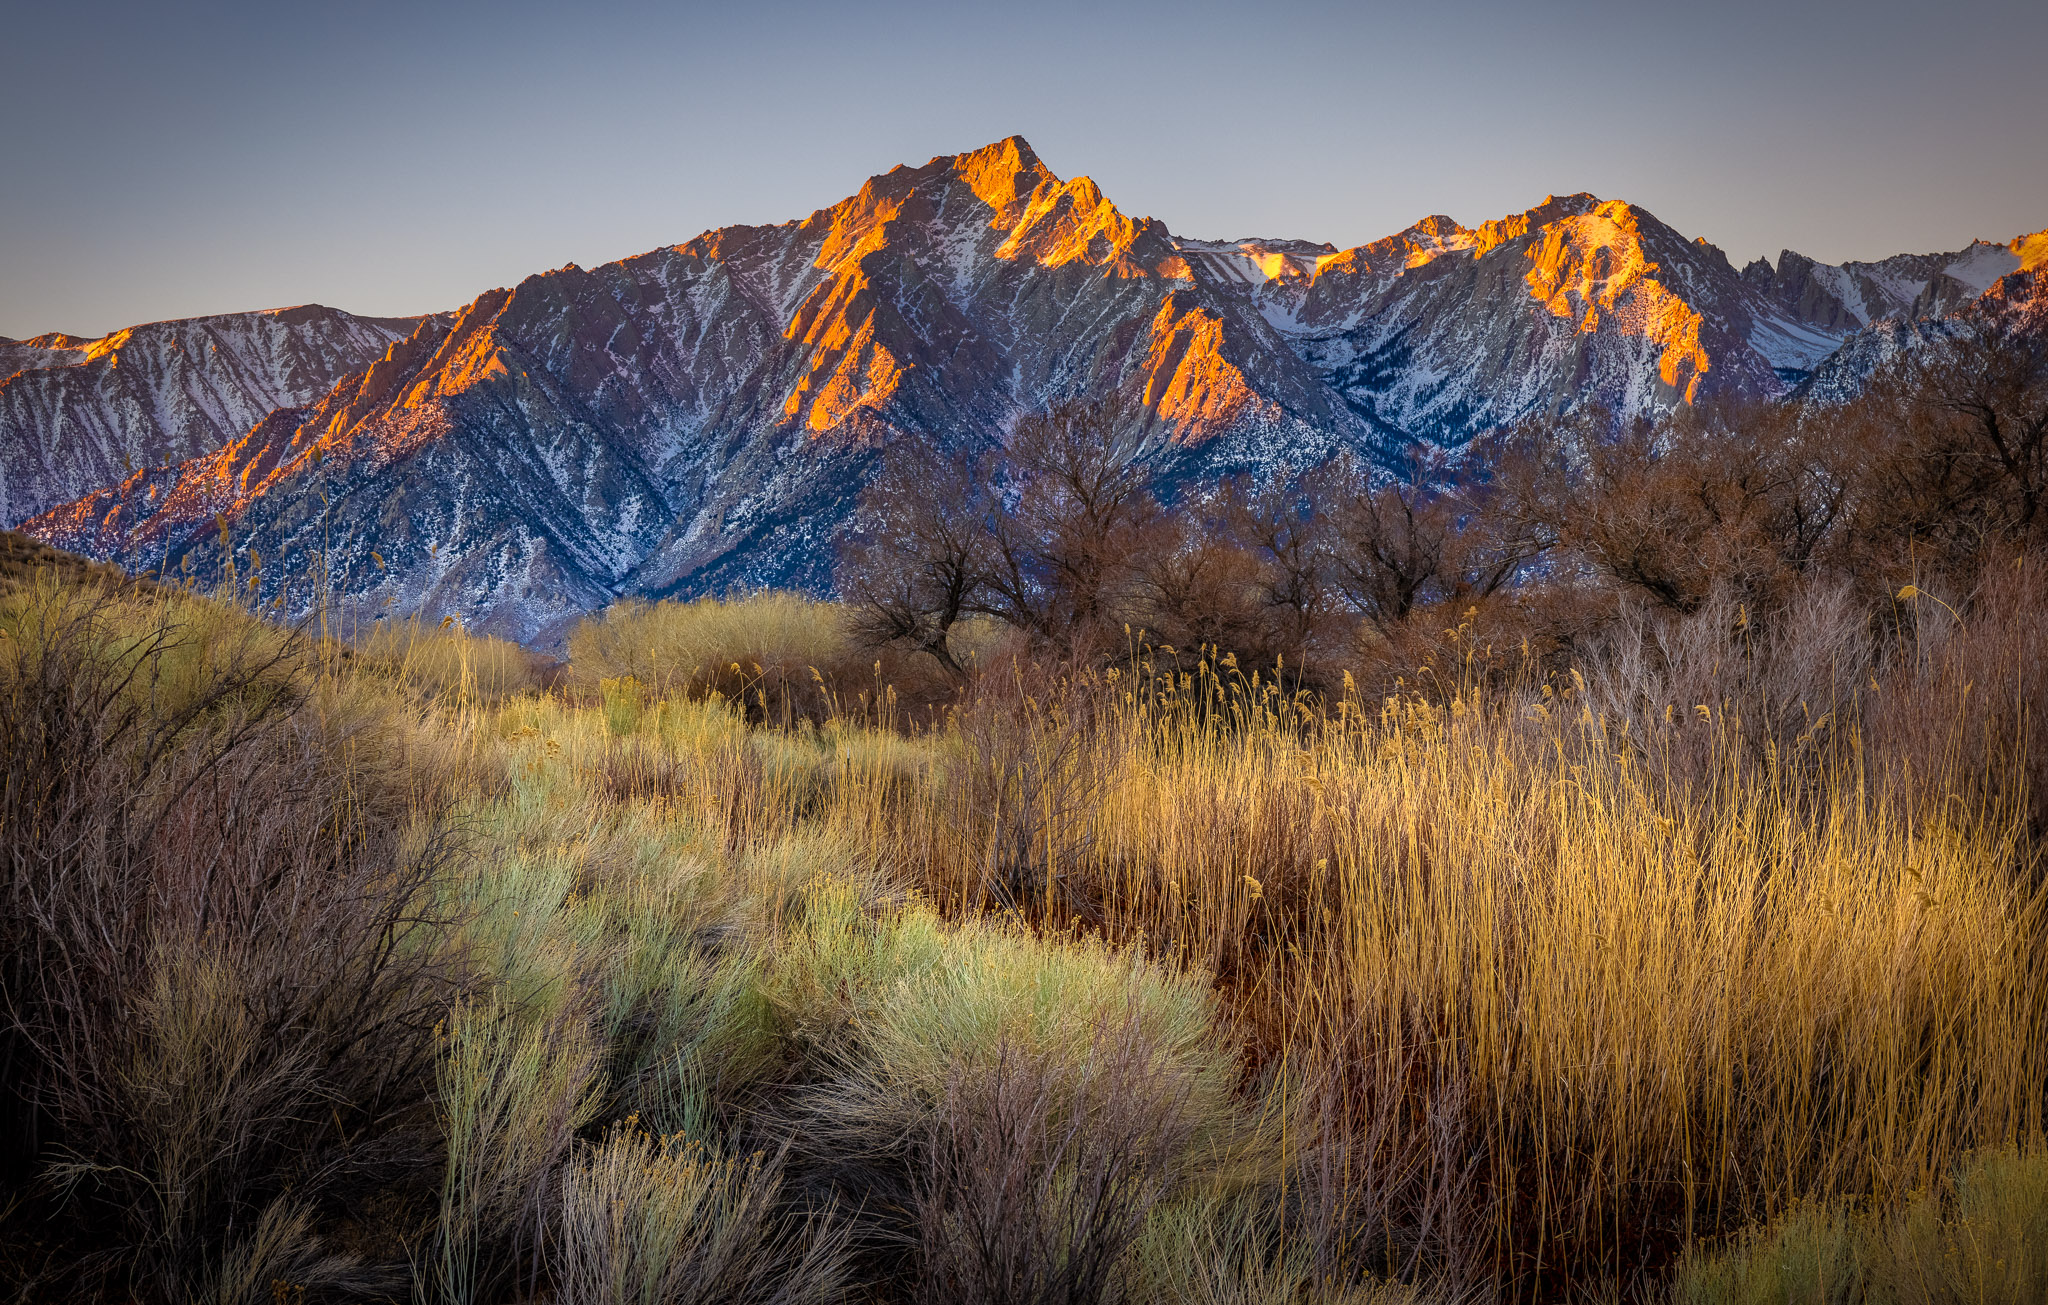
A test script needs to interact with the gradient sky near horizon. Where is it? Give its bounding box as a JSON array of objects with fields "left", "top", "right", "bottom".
[{"left": 4, "top": 0, "right": 2045, "bottom": 340}]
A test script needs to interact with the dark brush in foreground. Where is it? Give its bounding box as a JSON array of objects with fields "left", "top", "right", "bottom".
[{"left": 2, "top": 441, "right": 2045, "bottom": 1300}]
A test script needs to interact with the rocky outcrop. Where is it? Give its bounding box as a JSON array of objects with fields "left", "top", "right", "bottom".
[
  {"left": 1796, "top": 264, "right": 2048, "bottom": 405},
  {"left": 1739, "top": 233, "right": 2043, "bottom": 381}
]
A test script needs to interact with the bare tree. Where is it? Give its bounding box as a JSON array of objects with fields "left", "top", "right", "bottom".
[
  {"left": 1216, "top": 472, "right": 1332, "bottom": 658},
  {"left": 1128, "top": 505, "right": 1273, "bottom": 660},
  {"left": 1864, "top": 323, "right": 2048, "bottom": 550},
  {"left": 981, "top": 396, "right": 1162, "bottom": 657},
  {"left": 838, "top": 443, "right": 996, "bottom": 676},
  {"left": 1306, "top": 453, "right": 1457, "bottom": 631},
  {"left": 1482, "top": 405, "right": 1850, "bottom": 614}
]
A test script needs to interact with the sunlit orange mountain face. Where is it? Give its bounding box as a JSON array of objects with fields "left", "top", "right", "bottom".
[{"left": 6, "top": 137, "right": 2042, "bottom": 643}]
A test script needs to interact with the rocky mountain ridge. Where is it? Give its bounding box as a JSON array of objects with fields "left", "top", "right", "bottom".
[
  {"left": 16, "top": 137, "right": 2043, "bottom": 644},
  {"left": 0, "top": 304, "right": 425, "bottom": 524}
]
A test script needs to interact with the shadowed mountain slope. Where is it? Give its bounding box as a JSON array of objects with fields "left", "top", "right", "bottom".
[
  {"left": 20, "top": 139, "right": 2042, "bottom": 644},
  {"left": 0, "top": 305, "right": 425, "bottom": 524}
]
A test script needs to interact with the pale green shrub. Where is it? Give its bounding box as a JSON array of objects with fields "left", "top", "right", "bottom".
[
  {"left": 550, "top": 1127, "right": 847, "bottom": 1305},
  {"left": 1888, "top": 1146, "right": 2048, "bottom": 1305},
  {"left": 1674, "top": 1147, "right": 2048, "bottom": 1305},
  {"left": 431, "top": 1001, "right": 603, "bottom": 1305}
]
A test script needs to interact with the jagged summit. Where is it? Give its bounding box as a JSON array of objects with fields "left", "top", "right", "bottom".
[
  {"left": 12, "top": 138, "right": 2040, "bottom": 645},
  {"left": 931, "top": 134, "right": 1052, "bottom": 214},
  {"left": 1739, "top": 232, "right": 2046, "bottom": 345},
  {"left": 11, "top": 332, "right": 94, "bottom": 350},
  {"left": 27, "top": 137, "right": 1351, "bottom": 642}
]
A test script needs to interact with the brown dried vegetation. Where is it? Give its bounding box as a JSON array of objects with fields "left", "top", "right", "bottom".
[
  {"left": 2, "top": 327, "right": 2046, "bottom": 1304},
  {"left": 0, "top": 582, "right": 466, "bottom": 1301}
]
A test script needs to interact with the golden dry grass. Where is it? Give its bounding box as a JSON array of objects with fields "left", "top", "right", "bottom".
[
  {"left": 565, "top": 592, "right": 849, "bottom": 700},
  {"left": 527, "top": 610, "right": 2047, "bottom": 1294},
  {"left": 4, "top": 567, "right": 2040, "bottom": 1302},
  {"left": 351, "top": 615, "right": 545, "bottom": 706}
]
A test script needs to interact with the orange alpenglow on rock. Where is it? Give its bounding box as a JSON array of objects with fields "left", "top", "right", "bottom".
[
  {"left": 2014, "top": 229, "right": 2048, "bottom": 273},
  {"left": 1137, "top": 296, "right": 1267, "bottom": 440},
  {"left": 1521, "top": 200, "right": 1710, "bottom": 400},
  {"left": 782, "top": 309, "right": 909, "bottom": 436},
  {"left": 995, "top": 175, "right": 1157, "bottom": 275},
  {"left": 780, "top": 259, "right": 903, "bottom": 433},
  {"left": 762, "top": 136, "right": 1232, "bottom": 436}
]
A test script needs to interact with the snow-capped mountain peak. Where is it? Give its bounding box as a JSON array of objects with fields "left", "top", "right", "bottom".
[{"left": 13, "top": 139, "right": 2039, "bottom": 646}]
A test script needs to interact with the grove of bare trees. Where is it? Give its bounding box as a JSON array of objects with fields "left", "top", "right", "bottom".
[{"left": 838, "top": 320, "right": 2048, "bottom": 691}]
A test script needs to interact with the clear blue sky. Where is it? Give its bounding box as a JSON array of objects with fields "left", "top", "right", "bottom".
[{"left": 4, "top": 0, "right": 2044, "bottom": 339}]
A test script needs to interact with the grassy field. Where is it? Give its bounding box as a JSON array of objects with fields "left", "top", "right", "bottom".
[{"left": 1, "top": 558, "right": 2043, "bottom": 1304}]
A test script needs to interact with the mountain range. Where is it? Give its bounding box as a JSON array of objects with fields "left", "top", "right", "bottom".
[
  {"left": 8, "top": 137, "right": 2043, "bottom": 644},
  {"left": 0, "top": 305, "right": 423, "bottom": 525}
]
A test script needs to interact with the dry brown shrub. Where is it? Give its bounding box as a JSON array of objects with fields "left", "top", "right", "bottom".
[
  {"left": 1281, "top": 1031, "right": 1489, "bottom": 1295},
  {"left": 941, "top": 677, "right": 1108, "bottom": 920},
  {"left": 550, "top": 1128, "right": 847, "bottom": 1305},
  {"left": 0, "top": 585, "right": 467, "bottom": 1302},
  {"left": 913, "top": 1024, "right": 1201, "bottom": 1305}
]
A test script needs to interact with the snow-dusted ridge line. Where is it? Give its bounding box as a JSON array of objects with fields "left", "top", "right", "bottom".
[
  {"left": 0, "top": 304, "right": 429, "bottom": 525},
  {"left": 14, "top": 136, "right": 2045, "bottom": 647}
]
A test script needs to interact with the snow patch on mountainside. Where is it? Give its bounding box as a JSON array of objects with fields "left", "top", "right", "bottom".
[
  {"left": 0, "top": 305, "right": 425, "bottom": 525},
  {"left": 14, "top": 139, "right": 2040, "bottom": 645},
  {"left": 1940, "top": 241, "right": 2024, "bottom": 294}
]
